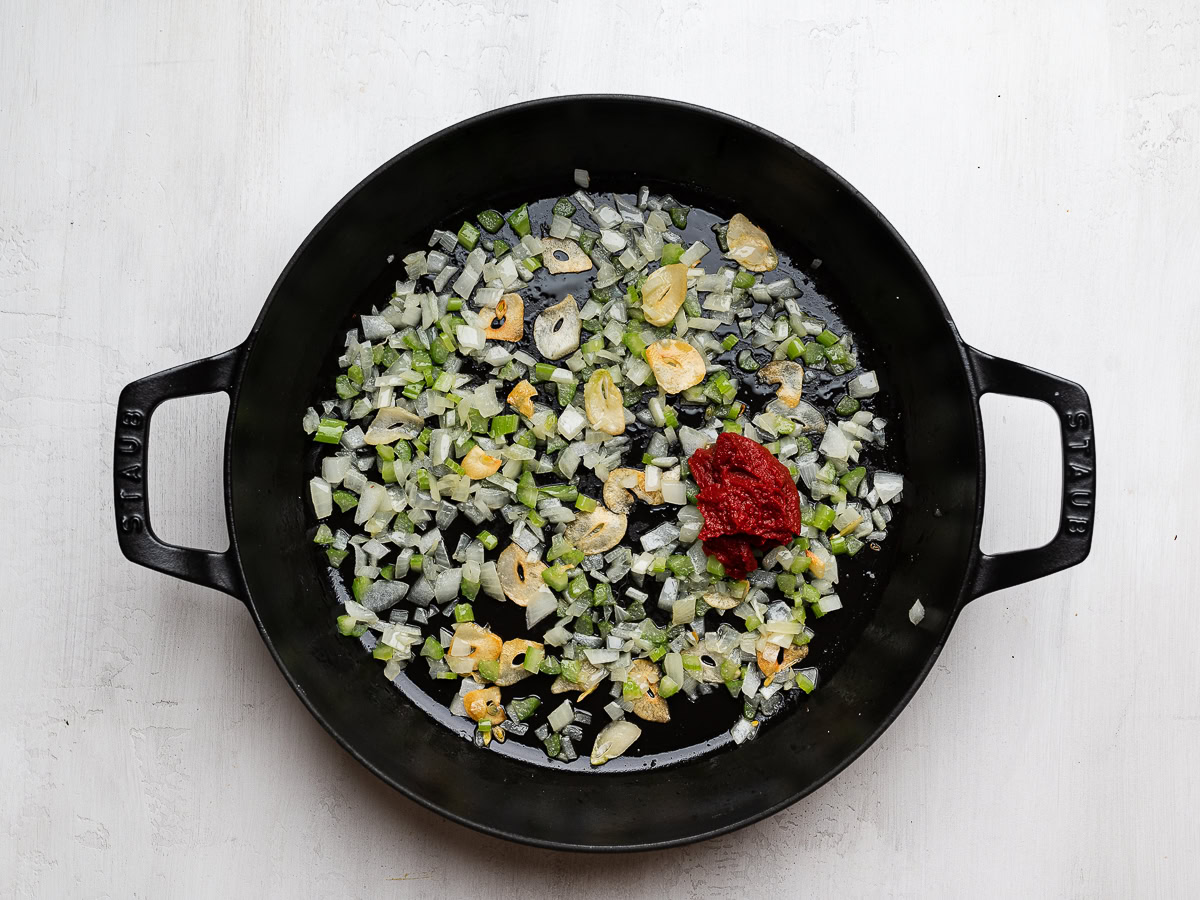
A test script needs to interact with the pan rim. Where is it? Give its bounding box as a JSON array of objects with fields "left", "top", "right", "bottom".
[{"left": 223, "top": 93, "right": 984, "bottom": 852}]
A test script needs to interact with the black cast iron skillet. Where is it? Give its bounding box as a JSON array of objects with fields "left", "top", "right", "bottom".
[{"left": 113, "top": 95, "right": 1096, "bottom": 851}]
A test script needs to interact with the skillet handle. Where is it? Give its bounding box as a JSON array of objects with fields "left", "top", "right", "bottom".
[
  {"left": 966, "top": 347, "right": 1096, "bottom": 600},
  {"left": 113, "top": 348, "right": 244, "bottom": 599}
]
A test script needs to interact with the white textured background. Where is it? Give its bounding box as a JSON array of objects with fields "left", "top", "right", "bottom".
[{"left": 3, "top": 1, "right": 1198, "bottom": 897}]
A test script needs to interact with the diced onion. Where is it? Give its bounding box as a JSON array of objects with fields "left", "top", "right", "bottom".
[
  {"left": 679, "top": 241, "right": 710, "bottom": 266},
  {"left": 730, "top": 717, "right": 757, "bottom": 745},
  {"left": 321, "top": 455, "right": 352, "bottom": 485},
  {"left": 814, "top": 594, "right": 843, "bottom": 615},
  {"left": 590, "top": 720, "right": 640, "bottom": 765},
  {"left": 525, "top": 589, "right": 558, "bottom": 628},
  {"left": 660, "top": 480, "right": 687, "bottom": 505},
  {"left": 818, "top": 423, "right": 852, "bottom": 462},
  {"left": 671, "top": 595, "right": 697, "bottom": 626},
  {"left": 361, "top": 316, "right": 395, "bottom": 340},
  {"left": 557, "top": 405, "right": 587, "bottom": 440},
  {"left": 874, "top": 471, "right": 904, "bottom": 504},
  {"left": 549, "top": 700, "right": 574, "bottom": 732},
  {"left": 309, "top": 477, "right": 332, "bottom": 519}
]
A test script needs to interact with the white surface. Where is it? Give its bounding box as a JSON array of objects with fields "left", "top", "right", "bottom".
[{"left": 2, "top": 1, "right": 1198, "bottom": 896}]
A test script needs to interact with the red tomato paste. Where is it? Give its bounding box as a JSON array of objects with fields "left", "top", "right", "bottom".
[{"left": 688, "top": 433, "right": 803, "bottom": 579}]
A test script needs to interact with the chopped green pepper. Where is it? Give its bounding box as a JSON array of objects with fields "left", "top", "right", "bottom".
[
  {"left": 667, "top": 555, "right": 694, "bottom": 578},
  {"left": 457, "top": 221, "right": 480, "bottom": 251},
  {"left": 334, "top": 375, "right": 359, "bottom": 399},
  {"left": 559, "top": 657, "right": 582, "bottom": 684},
  {"left": 517, "top": 471, "right": 538, "bottom": 509},
  {"left": 801, "top": 341, "right": 825, "bottom": 366},
  {"left": 337, "top": 614, "right": 368, "bottom": 637},
  {"left": 802, "top": 503, "right": 836, "bottom": 531},
  {"left": 816, "top": 328, "right": 840, "bottom": 347},
  {"left": 661, "top": 243, "right": 685, "bottom": 265},
  {"left": 542, "top": 565, "right": 570, "bottom": 593},
  {"left": 506, "top": 203, "right": 531, "bottom": 237},
  {"left": 840, "top": 466, "right": 867, "bottom": 494},
  {"left": 476, "top": 209, "right": 504, "bottom": 233},
  {"left": 835, "top": 395, "right": 860, "bottom": 417},
  {"left": 477, "top": 658, "right": 499, "bottom": 682},
  {"left": 523, "top": 645, "right": 545, "bottom": 673},
  {"left": 509, "top": 696, "right": 541, "bottom": 721}
]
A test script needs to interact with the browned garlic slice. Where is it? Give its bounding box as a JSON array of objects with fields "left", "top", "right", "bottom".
[
  {"left": 461, "top": 445, "right": 503, "bottom": 479},
  {"left": 645, "top": 338, "right": 706, "bottom": 394},
  {"left": 494, "top": 638, "right": 543, "bottom": 687},
  {"left": 463, "top": 686, "right": 506, "bottom": 724},
  {"left": 726, "top": 213, "right": 778, "bottom": 272},
  {"left": 481, "top": 292, "right": 524, "bottom": 342},
  {"left": 583, "top": 369, "right": 625, "bottom": 435},
  {"left": 757, "top": 642, "right": 809, "bottom": 680},
  {"left": 506, "top": 379, "right": 537, "bottom": 418},
  {"left": 640, "top": 263, "right": 687, "bottom": 326},
  {"left": 628, "top": 659, "right": 670, "bottom": 724},
  {"left": 759, "top": 360, "right": 805, "bottom": 408},
  {"left": 497, "top": 543, "right": 550, "bottom": 607}
]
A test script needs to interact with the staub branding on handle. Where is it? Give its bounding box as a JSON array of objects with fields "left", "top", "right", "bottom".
[
  {"left": 115, "top": 408, "right": 146, "bottom": 534},
  {"left": 1064, "top": 409, "right": 1094, "bottom": 536}
]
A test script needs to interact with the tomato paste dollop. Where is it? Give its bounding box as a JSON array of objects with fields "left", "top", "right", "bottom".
[{"left": 688, "top": 432, "right": 803, "bottom": 579}]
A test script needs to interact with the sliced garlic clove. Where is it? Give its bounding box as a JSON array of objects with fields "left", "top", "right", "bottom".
[
  {"left": 757, "top": 643, "right": 809, "bottom": 679},
  {"left": 463, "top": 686, "right": 506, "bottom": 724},
  {"left": 540, "top": 238, "right": 593, "bottom": 275},
  {"left": 497, "top": 542, "right": 549, "bottom": 607},
  {"left": 534, "top": 294, "right": 581, "bottom": 360},
  {"left": 702, "top": 588, "right": 743, "bottom": 611},
  {"left": 602, "top": 468, "right": 664, "bottom": 514},
  {"left": 726, "top": 213, "right": 778, "bottom": 272},
  {"left": 506, "top": 379, "right": 537, "bottom": 418},
  {"left": 759, "top": 360, "right": 805, "bottom": 408},
  {"left": 462, "top": 445, "right": 503, "bottom": 479},
  {"left": 481, "top": 292, "right": 525, "bottom": 342},
  {"left": 583, "top": 369, "right": 625, "bottom": 435},
  {"left": 364, "top": 406, "right": 425, "bottom": 444},
  {"left": 494, "top": 638, "right": 542, "bottom": 686},
  {"left": 628, "top": 659, "right": 670, "bottom": 724},
  {"left": 640, "top": 263, "right": 688, "bottom": 326},
  {"left": 564, "top": 506, "right": 628, "bottom": 555},
  {"left": 452, "top": 622, "right": 503, "bottom": 669},
  {"left": 550, "top": 660, "right": 607, "bottom": 694},
  {"left": 645, "top": 338, "right": 706, "bottom": 394}
]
